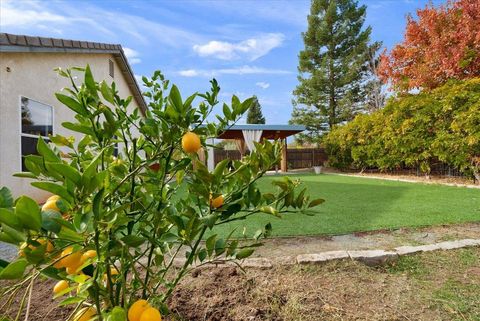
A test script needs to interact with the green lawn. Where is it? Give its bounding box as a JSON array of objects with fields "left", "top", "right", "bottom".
[{"left": 211, "top": 174, "right": 480, "bottom": 238}]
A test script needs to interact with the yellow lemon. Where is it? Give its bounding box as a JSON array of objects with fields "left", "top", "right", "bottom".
[
  {"left": 181, "top": 132, "right": 201, "bottom": 153},
  {"left": 210, "top": 195, "right": 224, "bottom": 209},
  {"left": 81, "top": 250, "right": 97, "bottom": 263},
  {"left": 128, "top": 299, "right": 150, "bottom": 321},
  {"left": 53, "top": 280, "right": 69, "bottom": 295},
  {"left": 58, "top": 247, "right": 83, "bottom": 269},
  {"left": 66, "top": 265, "right": 81, "bottom": 275},
  {"left": 139, "top": 307, "right": 162, "bottom": 321},
  {"left": 42, "top": 200, "right": 60, "bottom": 212},
  {"left": 73, "top": 306, "right": 96, "bottom": 321},
  {"left": 46, "top": 195, "right": 61, "bottom": 203}
]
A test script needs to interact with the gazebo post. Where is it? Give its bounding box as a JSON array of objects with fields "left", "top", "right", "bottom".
[
  {"left": 207, "top": 138, "right": 215, "bottom": 171},
  {"left": 281, "top": 138, "right": 288, "bottom": 172}
]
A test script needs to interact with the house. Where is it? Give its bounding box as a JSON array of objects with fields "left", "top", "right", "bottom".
[{"left": 0, "top": 33, "right": 147, "bottom": 200}]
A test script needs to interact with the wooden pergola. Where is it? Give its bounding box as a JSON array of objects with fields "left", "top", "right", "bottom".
[{"left": 206, "top": 124, "right": 306, "bottom": 172}]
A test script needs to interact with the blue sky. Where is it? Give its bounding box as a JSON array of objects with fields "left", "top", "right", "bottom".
[{"left": 1, "top": 0, "right": 445, "bottom": 124}]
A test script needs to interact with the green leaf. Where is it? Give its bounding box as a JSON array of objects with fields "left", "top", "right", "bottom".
[
  {"left": 214, "top": 238, "right": 226, "bottom": 256},
  {"left": 259, "top": 206, "right": 280, "bottom": 217},
  {"left": 0, "top": 259, "right": 28, "bottom": 279},
  {"left": 205, "top": 234, "right": 217, "bottom": 256},
  {"left": 0, "top": 208, "right": 22, "bottom": 229},
  {"left": 169, "top": 85, "right": 183, "bottom": 112},
  {"left": 55, "top": 93, "right": 88, "bottom": 116},
  {"left": 108, "top": 306, "right": 127, "bottom": 321},
  {"left": 158, "top": 232, "right": 178, "bottom": 243},
  {"left": 0, "top": 187, "right": 13, "bottom": 208},
  {"left": 308, "top": 198, "right": 325, "bottom": 208},
  {"left": 57, "top": 226, "right": 83, "bottom": 242},
  {"left": 183, "top": 93, "right": 197, "bottom": 110},
  {"left": 213, "top": 159, "right": 229, "bottom": 177},
  {"left": 15, "top": 196, "right": 41, "bottom": 231},
  {"left": 37, "top": 137, "right": 60, "bottom": 163},
  {"left": 92, "top": 188, "right": 104, "bottom": 219},
  {"left": 31, "top": 182, "right": 73, "bottom": 203},
  {"left": 100, "top": 81, "right": 115, "bottom": 104},
  {"left": 84, "top": 64, "right": 98, "bottom": 98},
  {"left": 121, "top": 235, "right": 145, "bottom": 247},
  {"left": 13, "top": 172, "right": 38, "bottom": 179},
  {"left": 59, "top": 296, "right": 84, "bottom": 306},
  {"left": 41, "top": 210, "right": 63, "bottom": 233},
  {"left": 49, "top": 134, "right": 74, "bottom": 148},
  {"left": 45, "top": 162, "right": 81, "bottom": 185},
  {"left": 197, "top": 249, "right": 207, "bottom": 262},
  {"left": 0, "top": 224, "right": 25, "bottom": 244},
  {"left": 62, "top": 122, "right": 95, "bottom": 136},
  {"left": 82, "top": 151, "right": 103, "bottom": 181},
  {"left": 236, "top": 248, "right": 254, "bottom": 260}
]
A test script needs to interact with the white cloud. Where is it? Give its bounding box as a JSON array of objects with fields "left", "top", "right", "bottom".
[
  {"left": 123, "top": 47, "right": 141, "bottom": 65},
  {"left": 0, "top": 1, "right": 67, "bottom": 27},
  {"left": 177, "top": 65, "right": 292, "bottom": 77},
  {"left": 193, "top": 33, "right": 285, "bottom": 61},
  {"left": 256, "top": 82, "right": 270, "bottom": 89},
  {"left": 178, "top": 69, "right": 199, "bottom": 77}
]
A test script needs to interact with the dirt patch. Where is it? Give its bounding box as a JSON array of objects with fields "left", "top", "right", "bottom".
[
  {"left": 325, "top": 169, "right": 479, "bottom": 187},
  {"left": 2, "top": 248, "right": 479, "bottom": 321}
]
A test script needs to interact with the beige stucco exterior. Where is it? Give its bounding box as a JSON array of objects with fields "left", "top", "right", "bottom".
[{"left": 0, "top": 52, "right": 139, "bottom": 201}]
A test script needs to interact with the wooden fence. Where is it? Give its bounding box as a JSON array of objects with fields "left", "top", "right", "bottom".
[
  {"left": 213, "top": 148, "right": 327, "bottom": 170},
  {"left": 286, "top": 148, "right": 328, "bottom": 169}
]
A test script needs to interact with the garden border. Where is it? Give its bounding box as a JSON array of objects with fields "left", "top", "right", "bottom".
[
  {"left": 175, "top": 239, "right": 480, "bottom": 269},
  {"left": 332, "top": 173, "right": 480, "bottom": 189}
]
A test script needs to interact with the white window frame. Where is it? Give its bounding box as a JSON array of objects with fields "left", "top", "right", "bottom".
[{"left": 19, "top": 96, "right": 54, "bottom": 171}]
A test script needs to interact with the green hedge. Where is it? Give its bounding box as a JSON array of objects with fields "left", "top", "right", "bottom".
[{"left": 324, "top": 78, "right": 480, "bottom": 178}]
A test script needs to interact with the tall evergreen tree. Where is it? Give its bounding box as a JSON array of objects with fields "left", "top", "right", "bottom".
[
  {"left": 246, "top": 96, "right": 266, "bottom": 124},
  {"left": 291, "top": 0, "right": 373, "bottom": 142}
]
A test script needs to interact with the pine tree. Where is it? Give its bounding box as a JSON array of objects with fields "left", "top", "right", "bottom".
[
  {"left": 246, "top": 96, "right": 266, "bottom": 124},
  {"left": 291, "top": 0, "right": 373, "bottom": 142}
]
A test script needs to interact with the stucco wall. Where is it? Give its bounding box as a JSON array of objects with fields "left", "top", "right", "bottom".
[{"left": 0, "top": 52, "right": 140, "bottom": 201}]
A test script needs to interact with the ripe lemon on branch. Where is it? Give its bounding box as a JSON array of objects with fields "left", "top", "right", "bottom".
[
  {"left": 181, "top": 132, "right": 201, "bottom": 153},
  {"left": 53, "top": 280, "right": 69, "bottom": 295},
  {"left": 128, "top": 299, "right": 161, "bottom": 321},
  {"left": 210, "top": 194, "right": 224, "bottom": 209}
]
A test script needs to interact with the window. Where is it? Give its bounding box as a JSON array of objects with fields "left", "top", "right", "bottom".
[
  {"left": 20, "top": 97, "right": 53, "bottom": 171},
  {"left": 109, "top": 59, "right": 114, "bottom": 78}
]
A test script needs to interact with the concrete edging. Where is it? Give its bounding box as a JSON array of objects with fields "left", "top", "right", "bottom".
[{"left": 243, "top": 238, "right": 480, "bottom": 268}]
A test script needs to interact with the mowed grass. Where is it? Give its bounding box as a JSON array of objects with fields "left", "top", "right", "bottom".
[{"left": 210, "top": 174, "right": 480, "bottom": 238}]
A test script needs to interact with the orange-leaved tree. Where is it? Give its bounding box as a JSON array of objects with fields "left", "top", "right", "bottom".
[
  {"left": 0, "top": 67, "right": 324, "bottom": 321},
  {"left": 378, "top": 0, "right": 480, "bottom": 91}
]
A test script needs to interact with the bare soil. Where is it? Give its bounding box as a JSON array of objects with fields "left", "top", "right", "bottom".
[
  {"left": 320, "top": 168, "right": 479, "bottom": 187},
  {"left": 2, "top": 247, "right": 480, "bottom": 321}
]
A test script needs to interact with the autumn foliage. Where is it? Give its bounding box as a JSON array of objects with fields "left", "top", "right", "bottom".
[{"left": 378, "top": 0, "right": 480, "bottom": 91}]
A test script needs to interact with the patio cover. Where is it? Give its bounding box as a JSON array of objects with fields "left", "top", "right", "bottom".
[
  {"left": 208, "top": 124, "right": 306, "bottom": 172},
  {"left": 217, "top": 124, "right": 305, "bottom": 140}
]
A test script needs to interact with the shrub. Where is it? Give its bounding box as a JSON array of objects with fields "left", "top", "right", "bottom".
[
  {"left": 0, "top": 66, "right": 323, "bottom": 320},
  {"left": 324, "top": 78, "right": 480, "bottom": 178}
]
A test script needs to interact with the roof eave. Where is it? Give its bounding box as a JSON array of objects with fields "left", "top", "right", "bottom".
[{"left": 0, "top": 45, "right": 147, "bottom": 115}]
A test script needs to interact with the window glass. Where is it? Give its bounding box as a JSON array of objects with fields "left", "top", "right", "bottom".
[
  {"left": 20, "top": 97, "right": 53, "bottom": 171},
  {"left": 21, "top": 97, "right": 53, "bottom": 137}
]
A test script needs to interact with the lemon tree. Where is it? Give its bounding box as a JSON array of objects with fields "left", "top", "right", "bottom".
[{"left": 0, "top": 66, "right": 323, "bottom": 320}]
